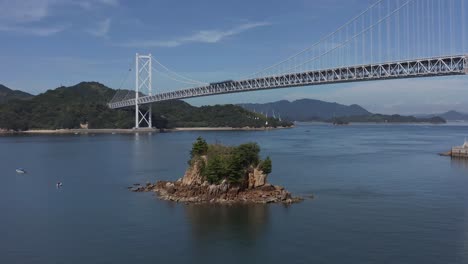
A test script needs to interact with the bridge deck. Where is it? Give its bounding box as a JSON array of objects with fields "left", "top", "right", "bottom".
[{"left": 109, "top": 55, "right": 467, "bottom": 109}]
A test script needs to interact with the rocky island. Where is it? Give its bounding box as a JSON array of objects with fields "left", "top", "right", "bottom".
[{"left": 131, "top": 137, "right": 302, "bottom": 204}]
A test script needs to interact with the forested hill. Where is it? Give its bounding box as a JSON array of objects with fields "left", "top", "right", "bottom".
[
  {"left": 0, "top": 84, "right": 33, "bottom": 103},
  {"left": 150, "top": 100, "right": 290, "bottom": 128},
  {"left": 0, "top": 82, "right": 291, "bottom": 131},
  {"left": 240, "top": 99, "right": 371, "bottom": 121}
]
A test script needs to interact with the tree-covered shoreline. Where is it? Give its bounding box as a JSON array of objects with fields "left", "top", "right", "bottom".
[{"left": 0, "top": 82, "right": 292, "bottom": 131}]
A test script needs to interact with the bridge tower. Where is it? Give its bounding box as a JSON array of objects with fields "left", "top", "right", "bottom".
[{"left": 134, "top": 53, "right": 152, "bottom": 128}]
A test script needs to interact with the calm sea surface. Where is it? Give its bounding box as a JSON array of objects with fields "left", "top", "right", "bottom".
[{"left": 2, "top": 123, "right": 468, "bottom": 263}]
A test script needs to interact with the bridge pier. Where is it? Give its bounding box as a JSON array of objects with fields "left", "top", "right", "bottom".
[{"left": 134, "top": 53, "right": 153, "bottom": 129}]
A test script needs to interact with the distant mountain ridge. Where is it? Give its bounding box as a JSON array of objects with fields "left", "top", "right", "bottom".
[
  {"left": 239, "top": 99, "right": 371, "bottom": 121},
  {"left": 0, "top": 84, "right": 33, "bottom": 103},
  {"left": 239, "top": 99, "right": 446, "bottom": 124},
  {"left": 418, "top": 110, "right": 468, "bottom": 121}
]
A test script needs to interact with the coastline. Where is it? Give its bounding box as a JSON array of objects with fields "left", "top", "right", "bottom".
[
  {"left": 0, "top": 126, "right": 293, "bottom": 135},
  {"left": 21, "top": 128, "right": 159, "bottom": 134},
  {"left": 166, "top": 126, "right": 292, "bottom": 132},
  {"left": 295, "top": 121, "right": 450, "bottom": 125}
]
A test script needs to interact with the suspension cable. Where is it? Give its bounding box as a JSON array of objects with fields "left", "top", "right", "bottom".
[
  {"left": 279, "top": 0, "right": 412, "bottom": 74},
  {"left": 151, "top": 57, "right": 207, "bottom": 85},
  {"left": 151, "top": 66, "right": 204, "bottom": 86},
  {"left": 243, "top": 0, "right": 385, "bottom": 78}
]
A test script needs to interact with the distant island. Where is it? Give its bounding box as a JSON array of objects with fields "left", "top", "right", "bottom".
[
  {"left": 131, "top": 137, "right": 302, "bottom": 204},
  {"left": 332, "top": 118, "right": 349, "bottom": 125},
  {"left": 416, "top": 110, "right": 468, "bottom": 122},
  {"left": 0, "top": 82, "right": 292, "bottom": 131},
  {"left": 325, "top": 114, "right": 445, "bottom": 124},
  {"left": 240, "top": 99, "right": 447, "bottom": 124}
]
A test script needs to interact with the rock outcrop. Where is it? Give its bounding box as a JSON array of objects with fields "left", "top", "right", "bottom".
[
  {"left": 131, "top": 180, "right": 301, "bottom": 204},
  {"left": 181, "top": 157, "right": 206, "bottom": 185},
  {"left": 130, "top": 157, "right": 302, "bottom": 204},
  {"left": 248, "top": 168, "right": 267, "bottom": 188},
  {"left": 130, "top": 138, "right": 304, "bottom": 204}
]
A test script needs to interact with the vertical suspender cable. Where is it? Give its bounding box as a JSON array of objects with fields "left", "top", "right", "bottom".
[
  {"left": 371, "top": 5, "right": 374, "bottom": 64},
  {"left": 281, "top": 0, "right": 412, "bottom": 73},
  {"left": 354, "top": 20, "right": 357, "bottom": 65},
  {"left": 450, "top": 0, "right": 454, "bottom": 54},
  {"left": 422, "top": 0, "right": 425, "bottom": 57},
  {"left": 347, "top": 22, "right": 350, "bottom": 66},
  {"left": 416, "top": 0, "right": 419, "bottom": 58},
  {"left": 379, "top": 1, "right": 382, "bottom": 62},
  {"left": 429, "top": 0, "right": 432, "bottom": 57},
  {"left": 430, "top": 0, "right": 433, "bottom": 57},
  {"left": 439, "top": 0, "right": 442, "bottom": 55},
  {"left": 411, "top": 0, "right": 418, "bottom": 58},
  {"left": 406, "top": 0, "right": 409, "bottom": 59},
  {"left": 362, "top": 15, "right": 365, "bottom": 64},
  {"left": 397, "top": 0, "right": 400, "bottom": 60},
  {"left": 462, "top": 0, "right": 466, "bottom": 54},
  {"left": 387, "top": 0, "right": 391, "bottom": 61}
]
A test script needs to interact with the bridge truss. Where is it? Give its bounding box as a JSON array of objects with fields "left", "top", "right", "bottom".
[{"left": 109, "top": 55, "right": 467, "bottom": 109}]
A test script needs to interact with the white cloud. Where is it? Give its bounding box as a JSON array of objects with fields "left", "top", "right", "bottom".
[
  {"left": 96, "top": 0, "right": 119, "bottom": 6},
  {"left": 119, "top": 22, "right": 271, "bottom": 48},
  {"left": 86, "top": 18, "right": 111, "bottom": 37},
  {"left": 0, "top": 0, "right": 52, "bottom": 24},
  {"left": 0, "top": 0, "right": 118, "bottom": 36},
  {"left": 77, "top": 0, "right": 119, "bottom": 9},
  {"left": 0, "top": 24, "right": 67, "bottom": 36},
  {"left": 76, "top": 1, "right": 92, "bottom": 9}
]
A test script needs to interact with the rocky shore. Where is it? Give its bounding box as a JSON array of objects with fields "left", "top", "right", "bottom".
[{"left": 131, "top": 179, "right": 302, "bottom": 204}]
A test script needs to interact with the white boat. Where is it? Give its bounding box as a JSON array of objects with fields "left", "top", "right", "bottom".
[{"left": 16, "top": 168, "right": 26, "bottom": 174}]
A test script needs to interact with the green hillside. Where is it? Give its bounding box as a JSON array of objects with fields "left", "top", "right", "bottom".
[
  {"left": 0, "top": 84, "right": 33, "bottom": 104},
  {"left": 0, "top": 82, "right": 291, "bottom": 131}
]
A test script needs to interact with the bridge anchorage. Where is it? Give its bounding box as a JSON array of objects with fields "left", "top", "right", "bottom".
[{"left": 108, "top": 0, "right": 468, "bottom": 128}]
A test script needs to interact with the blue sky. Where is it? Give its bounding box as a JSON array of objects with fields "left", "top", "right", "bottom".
[{"left": 0, "top": 0, "right": 467, "bottom": 114}]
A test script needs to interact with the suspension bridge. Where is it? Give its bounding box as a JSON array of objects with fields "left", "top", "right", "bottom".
[{"left": 109, "top": 0, "right": 468, "bottom": 128}]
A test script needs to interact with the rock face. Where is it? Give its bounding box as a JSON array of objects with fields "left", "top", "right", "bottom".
[
  {"left": 248, "top": 168, "right": 267, "bottom": 188},
  {"left": 181, "top": 157, "right": 206, "bottom": 185},
  {"left": 130, "top": 157, "right": 302, "bottom": 204}
]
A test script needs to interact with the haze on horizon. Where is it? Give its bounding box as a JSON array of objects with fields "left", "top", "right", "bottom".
[{"left": 0, "top": 0, "right": 467, "bottom": 115}]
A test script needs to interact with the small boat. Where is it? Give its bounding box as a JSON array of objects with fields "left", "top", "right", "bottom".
[{"left": 16, "top": 168, "right": 26, "bottom": 174}]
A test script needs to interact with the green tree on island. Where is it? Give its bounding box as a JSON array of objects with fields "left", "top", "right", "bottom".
[
  {"left": 190, "top": 136, "right": 208, "bottom": 158},
  {"left": 259, "top": 156, "right": 272, "bottom": 174},
  {"left": 189, "top": 137, "right": 272, "bottom": 184}
]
